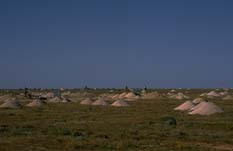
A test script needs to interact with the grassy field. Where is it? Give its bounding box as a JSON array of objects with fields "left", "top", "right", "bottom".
[{"left": 0, "top": 90, "right": 233, "bottom": 151}]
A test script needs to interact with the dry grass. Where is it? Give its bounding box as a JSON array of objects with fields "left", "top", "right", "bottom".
[{"left": 0, "top": 89, "right": 233, "bottom": 151}]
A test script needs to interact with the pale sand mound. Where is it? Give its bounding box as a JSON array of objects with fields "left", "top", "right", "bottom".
[
  {"left": 61, "top": 98, "right": 71, "bottom": 103},
  {"left": 200, "top": 93, "right": 207, "bottom": 97},
  {"left": 80, "top": 98, "right": 93, "bottom": 105},
  {"left": 142, "top": 91, "right": 160, "bottom": 99},
  {"left": 190, "top": 101, "right": 207, "bottom": 111},
  {"left": 111, "top": 94, "right": 120, "bottom": 100},
  {"left": 177, "top": 93, "right": 189, "bottom": 99},
  {"left": 192, "top": 97, "right": 205, "bottom": 104},
  {"left": 188, "top": 102, "right": 223, "bottom": 115},
  {"left": 222, "top": 95, "right": 233, "bottom": 100},
  {"left": 0, "top": 99, "right": 21, "bottom": 109},
  {"left": 171, "top": 89, "right": 176, "bottom": 92},
  {"left": 92, "top": 99, "right": 108, "bottom": 106},
  {"left": 169, "top": 93, "right": 189, "bottom": 100},
  {"left": 99, "top": 93, "right": 113, "bottom": 99},
  {"left": 62, "top": 91, "right": 71, "bottom": 97},
  {"left": 26, "top": 100, "right": 46, "bottom": 107},
  {"left": 175, "top": 95, "right": 185, "bottom": 100},
  {"left": 111, "top": 100, "right": 129, "bottom": 107},
  {"left": 125, "top": 92, "right": 140, "bottom": 99},
  {"left": 46, "top": 92, "right": 55, "bottom": 98},
  {"left": 220, "top": 91, "right": 228, "bottom": 96},
  {"left": 113, "top": 92, "right": 140, "bottom": 101},
  {"left": 207, "top": 91, "right": 220, "bottom": 97},
  {"left": 124, "top": 92, "right": 136, "bottom": 98},
  {"left": 174, "top": 101, "right": 195, "bottom": 111},
  {"left": 47, "top": 97, "right": 61, "bottom": 103},
  {"left": 118, "top": 92, "right": 128, "bottom": 99},
  {"left": 0, "top": 95, "right": 12, "bottom": 103},
  {"left": 167, "top": 92, "right": 173, "bottom": 96}
]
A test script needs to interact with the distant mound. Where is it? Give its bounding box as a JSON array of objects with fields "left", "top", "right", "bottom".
[
  {"left": 169, "top": 93, "right": 189, "bottom": 100},
  {"left": 189, "top": 101, "right": 207, "bottom": 111},
  {"left": 189, "top": 102, "right": 223, "bottom": 115},
  {"left": 0, "top": 99, "right": 21, "bottom": 109},
  {"left": 92, "top": 99, "right": 108, "bottom": 106},
  {"left": 142, "top": 91, "right": 160, "bottom": 99},
  {"left": 47, "top": 97, "right": 61, "bottom": 103},
  {"left": 192, "top": 97, "right": 205, "bottom": 104},
  {"left": 206, "top": 91, "right": 220, "bottom": 97},
  {"left": 111, "top": 100, "right": 129, "bottom": 107},
  {"left": 0, "top": 95, "right": 12, "bottom": 103},
  {"left": 112, "top": 92, "right": 140, "bottom": 101},
  {"left": 26, "top": 100, "right": 46, "bottom": 107},
  {"left": 118, "top": 92, "right": 128, "bottom": 99},
  {"left": 80, "top": 98, "right": 93, "bottom": 105},
  {"left": 124, "top": 92, "right": 139, "bottom": 99},
  {"left": 222, "top": 95, "right": 233, "bottom": 100},
  {"left": 174, "top": 100, "right": 194, "bottom": 111}
]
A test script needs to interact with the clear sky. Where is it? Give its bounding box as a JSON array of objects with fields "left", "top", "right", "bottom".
[{"left": 0, "top": 0, "right": 233, "bottom": 88}]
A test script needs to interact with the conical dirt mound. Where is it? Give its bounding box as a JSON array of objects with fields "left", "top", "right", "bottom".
[
  {"left": 0, "top": 99, "right": 21, "bottom": 109},
  {"left": 61, "top": 98, "right": 71, "bottom": 103},
  {"left": 111, "top": 100, "right": 129, "bottom": 107},
  {"left": 0, "top": 95, "right": 12, "bottom": 103},
  {"left": 47, "top": 97, "right": 61, "bottom": 103},
  {"left": 118, "top": 92, "right": 128, "bottom": 99},
  {"left": 189, "top": 102, "right": 223, "bottom": 115},
  {"left": 192, "top": 97, "right": 204, "bottom": 104},
  {"left": 207, "top": 91, "right": 220, "bottom": 97},
  {"left": 174, "top": 101, "right": 194, "bottom": 111},
  {"left": 80, "top": 98, "right": 93, "bottom": 105},
  {"left": 190, "top": 101, "right": 207, "bottom": 111},
  {"left": 26, "top": 100, "right": 46, "bottom": 107},
  {"left": 92, "top": 99, "right": 108, "bottom": 106}
]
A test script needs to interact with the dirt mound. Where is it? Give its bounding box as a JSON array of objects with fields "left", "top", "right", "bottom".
[
  {"left": 207, "top": 91, "right": 220, "bottom": 97},
  {"left": 189, "top": 102, "right": 223, "bottom": 115},
  {"left": 169, "top": 93, "right": 189, "bottom": 100},
  {"left": 62, "top": 91, "right": 71, "bottom": 96},
  {"left": 80, "top": 98, "right": 93, "bottom": 105},
  {"left": 111, "top": 94, "right": 120, "bottom": 99},
  {"left": 200, "top": 93, "right": 207, "bottom": 97},
  {"left": 47, "top": 97, "right": 61, "bottom": 103},
  {"left": 222, "top": 95, "right": 233, "bottom": 100},
  {"left": 112, "top": 92, "right": 140, "bottom": 100},
  {"left": 142, "top": 91, "right": 160, "bottom": 99},
  {"left": 190, "top": 101, "right": 207, "bottom": 111},
  {"left": 46, "top": 92, "right": 55, "bottom": 98},
  {"left": 125, "top": 92, "right": 140, "bottom": 99},
  {"left": 92, "top": 99, "right": 108, "bottom": 106},
  {"left": 26, "top": 100, "right": 46, "bottom": 107},
  {"left": 111, "top": 100, "right": 129, "bottom": 107},
  {"left": 61, "top": 98, "right": 71, "bottom": 103},
  {"left": 124, "top": 92, "right": 135, "bottom": 98},
  {"left": 0, "top": 99, "right": 21, "bottom": 109},
  {"left": 220, "top": 91, "right": 228, "bottom": 96},
  {"left": 171, "top": 89, "right": 176, "bottom": 92},
  {"left": 192, "top": 97, "right": 205, "bottom": 104},
  {"left": 174, "top": 101, "right": 195, "bottom": 111},
  {"left": 99, "top": 93, "right": 112, "bottom": 99},
  {"left": 118, "top": 92, "right": 128, "bottom": 99},
  {"left": 0, "top": 95, "right": 12, "bottom": 103}
]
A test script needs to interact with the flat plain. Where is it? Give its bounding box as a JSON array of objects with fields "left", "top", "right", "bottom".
[{"left": 0, "top": 89, "right": 233, "bottom": 151}]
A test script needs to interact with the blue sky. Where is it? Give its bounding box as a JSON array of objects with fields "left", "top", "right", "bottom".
[{"left": 0, "top": 0, "right": 233, "bottom": 88}]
